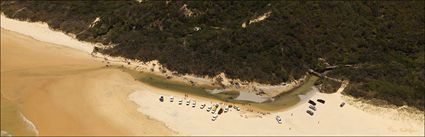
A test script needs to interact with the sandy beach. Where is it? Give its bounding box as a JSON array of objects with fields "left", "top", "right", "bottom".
[
  {"left": 1, "top": 29, "right": 174, "bottom": 136},
  {"left": 1, "top": 15, "right": 424, "bottom": 136},
  {"left": 129, "top": 86, "right": 424, "bottom": 136}
]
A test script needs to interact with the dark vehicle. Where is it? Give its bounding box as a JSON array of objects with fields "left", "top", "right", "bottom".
[
  {"left": 317, "top": 99, "right": 325, "bottom": 104},
  {"left": 308, "top": 100, "right": 316, "bottom": 106},
  {"left": 340, "top": 102, "right": 346, "bottom": 107},
  {"left": 306, "top": 110, "right": 314, "bottom": 116},
  {"left": 159, "top": 96, "right": 164, "bottom": 102},
  {"left": 218, "top": 108, "right": 224, "bottom": 115}
]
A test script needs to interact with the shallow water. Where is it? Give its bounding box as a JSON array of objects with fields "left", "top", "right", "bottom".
[
  {"left": 234, "top": 90, "right": 269, "bottom": 103},
  {"left": 251, "top": 76, "right": 319, "bottom": 111},
  {"left": 119, "top": 67, "right": 319, "bottom": 111}
]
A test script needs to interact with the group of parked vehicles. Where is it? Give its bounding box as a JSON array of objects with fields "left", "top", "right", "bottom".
[
  {"left": 306, "top": 99, "right": 320, "bottom": 116},
  {"left": 159, "top": 95, "right": 240, "bottom": 121},
  {"left": 161, "top": 95, "right": 347, "bottom": 125},
  {"left": 306, "top": 99, "right": 345, "bottom": 116}
]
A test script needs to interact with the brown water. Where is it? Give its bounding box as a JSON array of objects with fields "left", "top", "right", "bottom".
[{"left": 120, "top": 67, "right": 319, "bottom": 111}]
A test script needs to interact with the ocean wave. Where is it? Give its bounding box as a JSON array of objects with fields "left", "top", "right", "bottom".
[
  {"left": 18, "top": 112, "right": 39, "bottom": 136},
  {"left": 1, "top": 130, "right": 13, "bottom": 137}
]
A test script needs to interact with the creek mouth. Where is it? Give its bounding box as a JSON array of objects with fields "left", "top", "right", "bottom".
[{"left": 116, "top": 66, "right": 319, "bottom": 111}]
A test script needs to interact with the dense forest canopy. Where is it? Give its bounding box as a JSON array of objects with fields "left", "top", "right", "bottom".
[{"left": 1, "top": 1, "right": 424, "bottom": 110}]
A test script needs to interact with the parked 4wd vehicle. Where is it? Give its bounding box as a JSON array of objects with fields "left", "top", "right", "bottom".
[
  {"left": 186, "top": 100, "right": 190, "bottom": 106},
  {"left": 159, "top": 96, "right": 164, "bottom": 102},
  {"left": 200, "top": 104, "right": 206, "bottom": 109},
  {"left": 317, "top": 99, "right": 325, "bottom": 104},
  {"left": 276, "top": 116, "right": 282, "bottom": 124},
  {"left": 309, "top": 105, "right": 317, "bottom": 111},
  {"left": 224, "top": 106, "right": 229, "bottom": 113},
  {"left": 306, "top": 110, "right": 314, "bottom": 116},
  {"left": 169, "top": 96, "right": 174, "bottom": 102},
  {"left": 340, "top": 102, "right": 346, "bottom": 107},
  {"left": 308, "top": 100, "right": 316, "bottom": 106},
  {"left": 212, "top": 114, "right": 218, "bottom": 121},
  {"left": 192, "top": 101, "right": 196, "bottom": 108}
]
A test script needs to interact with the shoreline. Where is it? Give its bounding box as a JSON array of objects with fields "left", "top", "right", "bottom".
[
  {"left": 0, "top": 14, "right": 308, "bottom": 102},
  {"left": 1, "top": 14, "right": 424, "bottom": 136},
  {"left": 1, "top": 93, "right": 38, "bottom": 136},
  {"left": 1, "top": 29, "right": 176, "bottom": 136}
]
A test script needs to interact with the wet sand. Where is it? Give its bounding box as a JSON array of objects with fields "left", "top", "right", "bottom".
[
  {"left": 1, "top": 94, "right": 38, "bottom": 136},
  {"left": 1, "top": 29, "right": 174, "bottom": 136}
]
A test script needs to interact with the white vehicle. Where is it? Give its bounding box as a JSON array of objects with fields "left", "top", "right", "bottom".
[
  {"left": 224, "top": 106, "right": 229, "bottom": 113},
  {"left": 192, "top": 101, "right": 196, "bottom": 108},
  {"left": 200, "top": 104, "right": 206, "bottom": 109},
  {"left": 276, "top": 116, "right": 282, "bottom": 124},
  {"left": 236, "top": 107, "right": 240, "bottom": 111},
  {"left": 186, "top": 100, "right": 190, "bottom": 106},
  {"left": 169, "top": 96, "right": 174, "bottom": 102},
  {"left": 212, "top": 114, "right": 218, "bottom": 121},
  {"left": 206, "top": 106, "right": 212, "bottom": 112},
  {"left": 212, "top": 104, "right": 219, "bottom": 113},
  {"left": 178, "top": 99, "right": 183, "bottom": 105}
]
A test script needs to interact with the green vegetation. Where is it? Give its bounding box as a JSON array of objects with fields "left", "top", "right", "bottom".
[
  {"left": 1, "top": 1, "right": 423, "bottom": 110},
  {"left": 315, "top": 78, "right": 341, "bottom": 94}
]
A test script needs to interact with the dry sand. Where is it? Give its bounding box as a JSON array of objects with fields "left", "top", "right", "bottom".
[
  {"left": 129, "top": 86, "right": 424, "bottom": 136},
  {"left": 1, "top": 14, "right": 424, "bottom": 136}
]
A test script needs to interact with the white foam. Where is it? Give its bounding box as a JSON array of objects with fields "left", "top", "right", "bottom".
[
  {"left": 1, "top": 130, "right": 12, "bottom": 137},
  {"left": 18, "top": 112, "right": 39, "bottom": 135}
]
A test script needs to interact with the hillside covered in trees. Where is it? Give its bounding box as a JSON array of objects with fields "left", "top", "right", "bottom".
[{"left": 1, "top": 1, "right": 424, "bottom": 110}]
